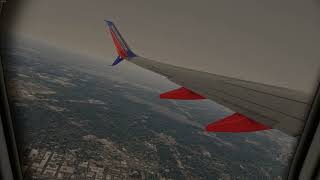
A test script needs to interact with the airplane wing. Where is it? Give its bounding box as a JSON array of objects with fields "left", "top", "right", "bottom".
[{"left": 104, "top": 20, "right": 312, "bottom": 137}]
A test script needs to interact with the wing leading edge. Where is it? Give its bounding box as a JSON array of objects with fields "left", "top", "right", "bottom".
[{"left": 105, "top": 20, "right": 312, "bottom": 137}]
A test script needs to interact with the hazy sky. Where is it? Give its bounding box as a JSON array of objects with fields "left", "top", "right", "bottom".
[{"left": 2, "top": 0, "right": 320, "bottom": 93}]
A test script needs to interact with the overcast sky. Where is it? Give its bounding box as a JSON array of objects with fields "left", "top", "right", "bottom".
[{"left": 2, "top": 0, "right": 320, "bottom": 93}]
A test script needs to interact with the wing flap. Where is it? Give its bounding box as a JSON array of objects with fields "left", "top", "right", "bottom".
[
  {"left": 160, "top": 87, "right": 206, "bottom": 100},
  {"left": 206, "top": 113, "right": 271, "bottom": 132}
]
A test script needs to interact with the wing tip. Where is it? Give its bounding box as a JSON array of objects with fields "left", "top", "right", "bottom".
[{"left": 104, "top": 20, "right": 113, "bottom": 25}]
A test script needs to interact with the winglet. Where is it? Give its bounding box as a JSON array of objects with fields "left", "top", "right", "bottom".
[{"left": 105, "top": 20, "right": 136, "bottom": 66}]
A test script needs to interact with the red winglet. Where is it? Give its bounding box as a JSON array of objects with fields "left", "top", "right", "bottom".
[
  {"left": 110, "top": 31, "right": 127, "bottom": 58},
  {"left": 160, "top": 87, "right": 206, "bottom": 100},
  {"left": 206, "top": 113, "right": 271, "bottom": 133}
]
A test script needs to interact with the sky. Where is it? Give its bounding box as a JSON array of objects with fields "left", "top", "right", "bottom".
[{"left": 1, "top": 0, "right": 320, "bottom": 94}]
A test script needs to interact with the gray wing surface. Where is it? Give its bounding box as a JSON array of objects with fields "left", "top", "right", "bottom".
[{"left": 129, "top": 56, "right": 312, "bottom": 136}]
